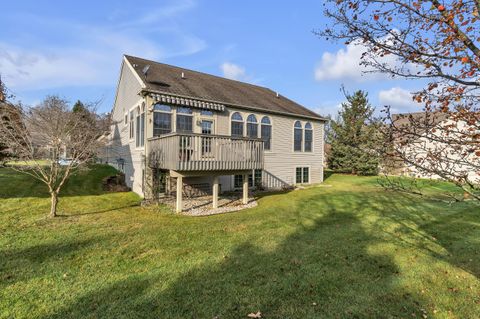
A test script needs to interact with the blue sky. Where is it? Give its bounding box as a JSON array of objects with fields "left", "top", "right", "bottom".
[{"left": 0, "top": 0, "right": 423, "bottom": 116}]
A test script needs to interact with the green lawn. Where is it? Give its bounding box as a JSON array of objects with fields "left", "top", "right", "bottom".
[{"left": 1, "top": 165, "right": 479, "bottom": 318}]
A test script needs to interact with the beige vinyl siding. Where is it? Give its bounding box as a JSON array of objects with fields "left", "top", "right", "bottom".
[
  {"left": 144, "top": 106, "right": 324, "bottom": 193},
  {"left": 108, "top": 59, "right": 324, "bottom": 196},
  {"left": 219, "top": 107, "right": 324, "bottom": 191},
  {"left": 107, "top": 59, "right": 146, "bottom": 195}
]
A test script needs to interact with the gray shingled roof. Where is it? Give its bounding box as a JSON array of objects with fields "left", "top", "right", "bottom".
[{"left": 125, "top": 55, "right": 325, "bottom": 120}]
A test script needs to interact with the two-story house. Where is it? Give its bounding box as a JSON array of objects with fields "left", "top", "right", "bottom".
[{"left": 105, "top": 55, "right": 326, "bottom": 212}]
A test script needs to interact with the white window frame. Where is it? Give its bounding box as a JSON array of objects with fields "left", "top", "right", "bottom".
[
  {"left": 260, "top": 116, "right": 272, "bottom": 152},
  {"left": 294, "top": 166, "right": 311, "bottom": 184},
  {"left": 293, "top": 120, "right": 303, "bottom": 152},
  {"left": 176, "top": 107, "right": 194, "bottom": 133},
  {"left": 304, "top": 122, "right": 313, "bottom": 152},
  {"left": 129, "top": 110, "right": 135, "bottom": 140},
  {"left": 230, "top": 111, "right": 245, "bottom": 137},
  {"left": 246, "top": 114, "right": 259, "bottom": 138},
  {"left": 135, "top": 106, "right": 145, "bottom": 149},
  {"left": 152, "top": 103, "right": 173, "bottom": 136}
]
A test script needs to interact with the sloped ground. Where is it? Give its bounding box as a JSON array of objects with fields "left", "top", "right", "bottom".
[{"left": 0, "top": 165, "right": 479, "bottom": 318}]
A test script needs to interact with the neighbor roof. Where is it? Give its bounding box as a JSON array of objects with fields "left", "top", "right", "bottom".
[
  {"left": 125, "top": 55, "right": 325, "bottom": 121},
  {"left": 391, "top": 111, "right": 450, "bottom": 143},
  {"left": 392, "top": 111, "right": 449, "bottom": 129}
]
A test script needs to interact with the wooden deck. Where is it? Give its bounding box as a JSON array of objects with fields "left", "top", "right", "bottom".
[{"left": 148, "top": 133, "right": 264, "bottom": 172}]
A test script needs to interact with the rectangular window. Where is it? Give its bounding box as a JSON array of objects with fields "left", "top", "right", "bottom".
[
  {"left": 296, "top": 167, "right": 309, "bottom": 184},
  {"left": 242, "top": 170, "right": 262, "bottom": 188},
  {"left": 129, "top": 111, "right": 134, "bottom": 139},
  {"left": 296, "top": 167, "right": 302, "bottom": 184},
  {"left": 201, "top": 120, "right": 213, "bottom": 134},
  {"left": 261, "top": 125, "right": 271, "bottom": 150},
  {"left": 136, "top": 115, "right": 140, "bottom": 147},
  {"left": 140, "top": 112, "right": 145, "bottom": 146},
  {"left": 234, "top": 174, "right": 243, "bottom": 188},
  {"left": 177, "top": 114, "right": 193, "bottom": 133},
  {"left": 231, "top": 122, "right": 244, "bottom": 137},
  {"left": 124, "top": 114, "right": 128, "bottom": 125},
  {"left": 249, "top": 169, "right": 262, "bottom": 187},
  {"left": 201, "top": 120, "right": 213, "bottom": 155},
  {"left": 294, "top": 128, "right": 302, "bottom": 151},
  {"left": 247, "top": 123, "right": 258, "bottom": 138},
  {"left": 303, "top": 167, "right": 309, "bottom": 183},
  {"left": 153, "top": 112, "right": 172, "bottom": 136},
  {"left": 135, "top": 111, "right": 145, "bottom": 148},
  {"left": 304, "top": 130, "right": 312, "bottom": 152}
]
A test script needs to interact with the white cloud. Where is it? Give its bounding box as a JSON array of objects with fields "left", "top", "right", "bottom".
[
  {"left": 221, "top": 62, "right": 247, "bottom": 81},
  {"left": 313, "top": 102, "right": 343, "bottom": 118},
  {"left": 315, "top": 43, "right": 375, "bottom": 82},
  {"left": 0, "top": 0, "right": 206, "bottom": 91},
  {"left": 314, "top": 36, "right": 411, "bottom": 82},
  {"left": 378, "top": 87, "right": 422, "bottom": 112}
]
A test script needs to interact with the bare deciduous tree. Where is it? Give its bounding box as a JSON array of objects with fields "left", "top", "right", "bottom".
[
  {"left": 319, "top": 0, "right": 480, "bottom": 200},
  {"left": 0, "top": 95, "right": 110, "bottom": 217}
]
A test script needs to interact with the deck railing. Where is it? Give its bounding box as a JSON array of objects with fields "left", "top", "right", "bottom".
[{"left": 148, "top": 133, "right": 264, "bottom": 171}]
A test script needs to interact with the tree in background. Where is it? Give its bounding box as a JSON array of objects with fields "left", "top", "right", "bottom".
[
  {"left": 328, "top": 89, "right": 381, "bottom": 175},
  {"left": 72, "top": 100, "right": 89, "bottom": 114},
  {"left": 0, "top": 78, "right": 20, "bottom": 166},
  {"left": 320, "top": 0, "right": 480, "bottom": 200},
  {"left": 0, "top": 95, "right": 110, "bottom": 217}
]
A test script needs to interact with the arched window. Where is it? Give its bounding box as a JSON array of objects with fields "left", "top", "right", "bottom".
[
  {"left": 154, "top": 104, "right": 172, "bottom": 112},
  {"left": 153, "top": 103, "right": 172, "bottom": 136},
  {"left": 246, "top": 114, "right": 258, "bottom": 138},
  {"left": 261, "top": 116, "right": 272, "bottom": 150},
  {"left": 231, "top": 112, "right": 244, "bottom": 137},
  {"left": 304, "top": 122, "right": 312, "bottom": 152},
  {"left": 200, "top": 110, "right": 213, "bottom": 116},
  {"left": 176, "top": 107, "right": 193, "bottom": 133},
  {"left": 294, "top": 121, "right": 302, "bottom": 152}
]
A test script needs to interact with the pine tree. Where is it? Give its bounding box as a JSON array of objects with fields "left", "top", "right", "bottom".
[
  {"left": 72, "top": 100, "right": 86, "bottom": 113},
  {"left": 328, "top": 90, "right": 380, "bottom": 175}
]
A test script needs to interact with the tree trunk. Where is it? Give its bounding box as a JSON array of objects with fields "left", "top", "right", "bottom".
[{"left": 49, "top": 192, "right": 58, "bottom": 218}]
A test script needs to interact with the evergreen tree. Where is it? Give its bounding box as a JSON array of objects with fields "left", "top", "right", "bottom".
[
  {"left": 328, "top": 89, "right": 380, "bottom": 175},
  {"left": 72, "top": 100, "right": 86, "bottom": 113},
  {"left": 0, "top": 77, "right": 14, "bottom": 166}
]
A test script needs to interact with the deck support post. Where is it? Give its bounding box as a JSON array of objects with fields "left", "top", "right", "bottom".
[
  {"left": 176, "top": 176, "right": 183, "bottom": 213},
  {"left": 212, "top": 176, "right": 219, "bottom": 209},
  {"left": 242, "top": 173, "right": 248, "bottom": 205}
]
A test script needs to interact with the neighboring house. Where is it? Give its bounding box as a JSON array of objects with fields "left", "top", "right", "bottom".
[
  {"left": 105, "top": 55, "right": 326, "bottom": 212},
  {"left": 391, "top": 111, "right": 479, "bottom": 182}
]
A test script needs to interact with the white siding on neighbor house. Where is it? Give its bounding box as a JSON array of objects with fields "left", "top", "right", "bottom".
[
  {"left": 107, "top": 59, "right": 146, "bottom": 195},
  {"left": 401, "top": 119, "right": 480, "bottom": 183}
]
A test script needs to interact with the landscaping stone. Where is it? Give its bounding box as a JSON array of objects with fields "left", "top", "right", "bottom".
[{"left": 160, "top": 194, "right": 258, "bottom": 216}]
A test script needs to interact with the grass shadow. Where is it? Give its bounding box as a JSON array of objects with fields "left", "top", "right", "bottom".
[
  {"left": 0, "top": 164, "right": 122, "bottom": 199},
  {"left": 41, "top": 204, "right": 428, "bottom": 318},
  {"left": 0, "top": 237, "right": 103, "bottom": 286}
]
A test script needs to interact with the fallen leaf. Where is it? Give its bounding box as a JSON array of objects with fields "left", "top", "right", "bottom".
[{"left": 247, "top": 311, "right": 262, "bottom": 318}]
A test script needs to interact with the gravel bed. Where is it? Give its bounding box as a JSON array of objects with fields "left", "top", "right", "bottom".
[{"left": 161, "top": 194, "right": 258, "bottom": 216}]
